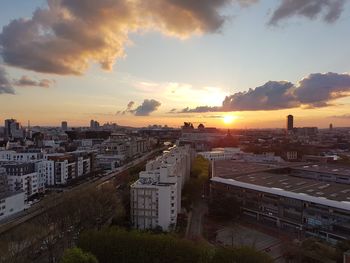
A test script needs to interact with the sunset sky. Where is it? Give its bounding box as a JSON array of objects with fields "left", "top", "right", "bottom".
[{"left": 1, "top": 0, "right": 350, "bottom": 128}]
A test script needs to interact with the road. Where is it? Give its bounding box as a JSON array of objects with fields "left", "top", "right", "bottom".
[
  {"left": 187, "top": 199, "right": 208, "bottom": 239},
  {"left": 0, "top": 147, "right": 165, "bottom": 235}
]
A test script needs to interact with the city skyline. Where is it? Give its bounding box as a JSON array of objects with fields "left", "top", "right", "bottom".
[{"left": 1, "top": 0, "right": 350, "bottom": 128}]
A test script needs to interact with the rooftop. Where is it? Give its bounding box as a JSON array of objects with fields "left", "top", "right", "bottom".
[{"left": 212, "top": 160, "right": 350, "bottom": 203}]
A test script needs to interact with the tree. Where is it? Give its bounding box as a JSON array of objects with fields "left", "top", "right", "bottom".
[
  {"left": 211, "top": 247, "right": 273, "bottom": 263},
  {"left": 77, "top": 227, "right": 273, "bottom": 263},
  {"left": 60, "top": 248, "right": 98, "bottom": 263}
]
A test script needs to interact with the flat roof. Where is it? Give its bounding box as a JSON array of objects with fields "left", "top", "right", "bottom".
[
  {"left": 292, "top": 164, "right": 350, "bottom": 177},
  {"left": 212, "top": 160, "right": 294, "bottom": 178},
  {"left": 212, "top": 160, "right": 350, "bottom": 205}
]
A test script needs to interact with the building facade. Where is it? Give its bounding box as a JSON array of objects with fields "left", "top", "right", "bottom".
[
  {"left": 210, "top": 160, "right": 350, "bottom": 244},
  {"left": 130, "top": 146, "right": 194, "bottom": 231}
]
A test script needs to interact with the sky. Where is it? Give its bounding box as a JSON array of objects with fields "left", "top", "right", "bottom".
[{"left": 1, "top": 0, "right": 350, "bottom": 128}]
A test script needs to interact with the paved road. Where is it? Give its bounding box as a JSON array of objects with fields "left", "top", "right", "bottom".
[
  {"left": 0, "top": 147, "right": 165, "bottom": 235},
  {"left": 187, "top": 199, "right": 208, "bottom": 239}
]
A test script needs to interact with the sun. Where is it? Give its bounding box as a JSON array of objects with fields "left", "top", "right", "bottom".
[{"left": 223, "top": 115, "right": 236, "bottom": 125}]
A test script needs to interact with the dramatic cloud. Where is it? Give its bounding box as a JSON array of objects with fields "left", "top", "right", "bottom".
[
  {"left": 180, "top": 72, "right": 350, "bottom": 113},
  {"left": 134, "top": 99, "right": 161, "bottom": 116},
  {"left": 269, "top": 0, "right": 346, "bottom": 25},
  {"left": 0, "top": 66, "right": 15, "bottom": 94},
  {"left": 295, "top": 72, "right": 350, "bottom": 107},
  {"left": 13, "top": 76, "right": 54, "bottom": 88},
  {"left": 0, "top": 0, "right": 344, "bottom": 77},
  {"left": 117, "top": 99, "right": 161, "bottom": 116},
  {"left": 222, "top": 81, "right": 297, "bottom": 111},
  {"left": 0, "top": 0, "right": 238, "bottom": 75}
]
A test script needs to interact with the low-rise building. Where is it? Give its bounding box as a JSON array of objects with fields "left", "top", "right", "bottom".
[{"left": 210, "top": 160, "right": 350, "bottom": 243}]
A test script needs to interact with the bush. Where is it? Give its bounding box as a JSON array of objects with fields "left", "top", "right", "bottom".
[
  {"left": 60, "top": 248, "right": 98, "bottom": 263},
  {"left": 77, "top": 227, "right": 272, "bottom": 263}
]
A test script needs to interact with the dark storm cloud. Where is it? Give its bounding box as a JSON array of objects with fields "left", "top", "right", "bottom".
[
  {"left": 0, "top": 66, "right": 15, "bottom": 94},
  {"left": 14, "top": 76, "right": 54, "bottom": 88},
  {"left": 180, "top": 72, "right": 350, "bottom": 113},
  {"left": 269, "top": 0, "right": 346, "bottom": 25},
  {"left": 134, "top": 99, "right": 161, "bottom": 116}
]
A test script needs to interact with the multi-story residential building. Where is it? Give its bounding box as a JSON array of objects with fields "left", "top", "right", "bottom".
[
  {"left": 0, "top": 168, "right": 8, "bottom": 196},
  {"left": 0, "top": 150, "right": 43, "bottom": 162},
  {"left": 2, "top": 163, "right": 38, "bottom": 201},
  {"left": 34, "top": 160, "right": 54, "bottom": 190},
  {"left": 0, "top": 167, "right": 26, "bottom": 221},
  {"left": 130, "top": 146, "right": 194, "bottom": 231},
  {"left": 45, "top": 151, "right": 92, "bottom": 185},
  {"left": 210, "top": 160, "right": 350, "bottom": 244}
]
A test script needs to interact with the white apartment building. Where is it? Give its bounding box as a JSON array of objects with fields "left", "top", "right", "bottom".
[
  {"left": 3, "top": 163, "right": 39, "bottom": 201},
  {"left": 0, "top": 150, "right": 43, "bottom": 162},
  {"left": 0, "top": 191, "right": 26, "bottom": 221},
  {"left": 131, "top": 145, "right": 194, "bottom": 231},
  {"left": 0, "top": 167, "right": 26, "bottom": 221},
  {"left": 35, "top": 160, "right": 55, "bottom": 189},
  {"left": 45, "top": 152, "right": 92, "bottom": 185}
]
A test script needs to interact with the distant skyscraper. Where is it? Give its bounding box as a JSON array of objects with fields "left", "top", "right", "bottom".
[
  {"left": 329, "top": 123, "right": 333, "bottom": 130},
  {"left": 287, "top": 115, "right": 294, "bottom": 131},
  {"left": 61, "top": 121, "right": 68, "bottom": 131},
  {"left": 4, "top": 119, "right": 23, "bottom": 140},
  {"left": 90, "top": 120, "right": 100, "bottom": 129}
]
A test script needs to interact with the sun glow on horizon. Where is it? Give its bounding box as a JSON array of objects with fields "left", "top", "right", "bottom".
[{"left": 223, "top": 115, "right": 236, "bottom": 125}]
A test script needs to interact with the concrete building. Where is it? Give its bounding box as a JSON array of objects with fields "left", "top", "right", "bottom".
[
  {"left": 130, "top": 146, "right": 194, "bottom": 231},
  {"left": 0, "top": 191, "right": 26, "bottom": 221},
  {"left": 211, "top": 160, "right": 350, "bottom": 243},
  {"left": 0, "top": 150, "right": 43, "bottom": 162},
  {"left": 61, "top": 121, "right": 68, "bottom": 131},
  {"left": 0, "top": 167, "right": 25, "bottom": 220},
  {"left": 34, "top": 160, "right": 55, "bottom": 190},
  {"left": 90, "top": 120, "right": 100, "bottom": 129},
  {"left": 4, "top": 119, "right": 24, "bottom": 140},
  {"left": 45, "top": 151, "right": 92, "bottom": 185},
  {"left": 287, "top": 115, "right": 294, "bottom": 131},
  {"left": 0, "top": 168, "right": 8, "bottom": 197},
  {"left": 2, "top": 163, "right": 38, "bottom": 201},
  {"left": 177, "top": 122, "right": 225, "bottom": 151},
  {"left": 199, "top": 148, "right": 283, "bottom": 163}
]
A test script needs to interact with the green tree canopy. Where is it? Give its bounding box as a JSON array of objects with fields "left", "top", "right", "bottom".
[{"left": 60, "top": 248, "right": 98, "bottom": 263}]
